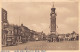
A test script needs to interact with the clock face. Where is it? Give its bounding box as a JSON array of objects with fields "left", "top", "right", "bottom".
[{"left": 52, "top": 14, "right": 55, "bottom": 17}]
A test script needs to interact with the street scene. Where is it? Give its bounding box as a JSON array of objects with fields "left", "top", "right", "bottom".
[{"left": 2, "top": 2, "right": 79, "bottom": 50}]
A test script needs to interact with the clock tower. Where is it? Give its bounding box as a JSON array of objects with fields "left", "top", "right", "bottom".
[{"left": 50, "top": 4, "right": 57, "bottom": 34}]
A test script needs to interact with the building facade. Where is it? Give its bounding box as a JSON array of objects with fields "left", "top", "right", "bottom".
[{"left": 2, "top": 8, "right": 9, "bottom": 46}]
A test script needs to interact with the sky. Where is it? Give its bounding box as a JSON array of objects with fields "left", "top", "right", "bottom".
[
  {"left": 2, "top": 0, "right": 78, "bottom": 2},
  {"left": 2, "top": 2, "right": 79, "bottom": 34}
]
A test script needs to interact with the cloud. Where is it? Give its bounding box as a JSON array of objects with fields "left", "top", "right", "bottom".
[
  {"left": 56, "top": 7, "right": 70, "bottom": 15},
  {"left": 58, "top": 24, "right": 67, "bottom": 29},
  {"left": 28, "top": 23, "right": 49, "bottom": 33},
  {"left": 65, "top": 17, "right": 78, "bottom": 24},
  {"left": 57, "top": 17, "right": 78, "bottom": 34}
]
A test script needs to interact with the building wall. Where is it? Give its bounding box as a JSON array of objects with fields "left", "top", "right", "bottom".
[{"left": 2, "top": 8, "right": 8, "bottom": 46}]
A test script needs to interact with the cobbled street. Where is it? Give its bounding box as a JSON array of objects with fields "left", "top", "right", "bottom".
[{"left": 2, "top": 41, "right": 79, "bottom": 50}]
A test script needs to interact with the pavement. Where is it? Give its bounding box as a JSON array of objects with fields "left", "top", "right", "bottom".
[{"left": 2, "top": 41, "right": 79, "bottom": 50}]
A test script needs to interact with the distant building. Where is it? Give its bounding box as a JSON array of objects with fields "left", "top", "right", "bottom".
[
  {"left": 65, "top": 31, "right": 79, "bottom": 41},
  {"left": 20, "top": 24, "right": 31, "bottom": 42},
  {"left": 32, "top": 31, "right": 46, "bottom": 41}
]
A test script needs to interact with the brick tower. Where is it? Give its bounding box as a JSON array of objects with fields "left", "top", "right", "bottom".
[{"left": 50, "top": 4, "right": 57, "bottom": 35}]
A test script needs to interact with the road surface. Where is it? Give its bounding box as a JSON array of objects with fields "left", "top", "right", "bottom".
[{"left": 2, "top": 41, "right": 79, "bottom": 50}]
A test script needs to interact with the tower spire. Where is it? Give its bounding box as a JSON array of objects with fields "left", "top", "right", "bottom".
[{"left": 52, "top": 2, "right": 54, "bottom": 8}]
